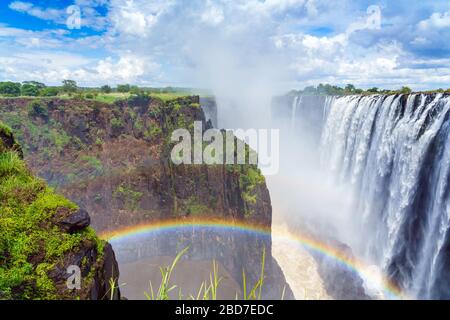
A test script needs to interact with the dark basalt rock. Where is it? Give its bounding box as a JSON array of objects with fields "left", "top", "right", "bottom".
[
  {"left": 54, "top": 208, "right": 91, "bottom": 233},
  {"left": 89, "top": 243, "right": 121, "bottom": 300},
  {"left": 0, "top": 125, "right": 23, "bottom": 158}
]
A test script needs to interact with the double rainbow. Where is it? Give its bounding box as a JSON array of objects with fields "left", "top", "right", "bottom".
[{"left": 100, "top": 217, "right": 408, "bottom": 300}]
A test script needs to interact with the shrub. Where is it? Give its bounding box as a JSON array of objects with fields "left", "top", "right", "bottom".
[
  {"left": 117, "top": 84, "right": 130, "bottom": 93},
  {"left": 0, "top": 82, "right": 21, "bottom": 96},
  {"left": 62, "top": 80, "right": 77, "bottom": 93},
  {"left": 0, "top": 152, "right": 25, "bottom": 178},
  {"left": 100, "top": 85, "right": 112, "bottom": 93},
  {"left": 80, "top": 155, "right": 103, "bottom": 175},
  {"left": 110, "top": 117, "right": 124, "bottom": 132},
  {"left": 39, "top": 87, "right": 59, "bottom": 97},
  {"left": 27, "top": 100, "right": 48, "bottom": 119},
  {"left": 21, "top": 84, "right": 40, "bottom": 96},
  {"left": 401, "top": 86, "right": 412, "bottom": 94}
]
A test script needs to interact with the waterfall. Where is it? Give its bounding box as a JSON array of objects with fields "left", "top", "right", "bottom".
[
  {"left": 318, "top": 94, "right": 450, "bottom": 299},
  {"left": 291, "top": 96, "right": 300, "bottom": 130}
]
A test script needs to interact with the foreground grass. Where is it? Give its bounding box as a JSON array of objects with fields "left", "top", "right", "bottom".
[{"left": 143, "top": 247, "right": 273, "bottom": 301}]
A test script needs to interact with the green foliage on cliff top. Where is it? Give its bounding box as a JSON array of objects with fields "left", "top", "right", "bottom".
[
  {"left": 288, "top": 83, "right": 448, "bottom": 96},
  {"left": 0, "top": 125, "right": 103, "bottom": 300}
]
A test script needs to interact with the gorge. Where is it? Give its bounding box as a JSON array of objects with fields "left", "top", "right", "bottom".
[
  {"left": 1, "top": 91, "right": 449, "bottom": 300},
  {"left": 0, "top": 95, "right": 292, "bottom": 300}
]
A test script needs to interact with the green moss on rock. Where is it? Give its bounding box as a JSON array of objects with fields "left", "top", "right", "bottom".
[{"left": 0, "top": 123, "right": 108, "bottom": 300}]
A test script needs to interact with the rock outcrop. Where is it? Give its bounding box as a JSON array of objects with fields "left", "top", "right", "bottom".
[
  {"left": 0, "top": 123, "right": 120, "bottom": 300},
  {"left": 0, "top": 96, "right": 293, "bottom": 299}
]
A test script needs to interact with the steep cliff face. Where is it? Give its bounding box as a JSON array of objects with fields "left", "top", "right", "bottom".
[
  {"left": 0, "top": 96, "right": 292, "bottom": 299},
  {"left": 200, "top": 97, "right": 218, "bottom": 128},
  {"left": 0, "top": 123, "right": 120, "bottom": 300},
  {"left": 271, "top": 94, "right": 331, "bottom": 145}
]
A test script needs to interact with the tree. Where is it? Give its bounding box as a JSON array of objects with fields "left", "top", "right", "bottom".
[
  {"left": 400, "top": 86, "right": 412, "bottom": 94},
  {"left": 129, "top": 85, "right": 140, "bottom": 94},
  {"left": 23, "top": 81, "right": 46, "bottom": 89},
  {"left": 21, "top": 83, "right": 41, "bottom": 96},
  {"left": 39, "top": 87, "right": 59, "bottom": 97},
  {"left": 0, "top": 82, "right": 21, "bottom": 96},
  {"left": 367, "top": 87, "right": 379, "bottom": 93},
  {"left": 62, "top": 80, "right": 78, "bottom": 93},
  {"left": 100, "top": 85, "right": 112, "bottom": 93},
  {"left": 345, "top": 84, "right": 356, "bottom": 93},
  {"left": 117, "top": 84, "right": 131, "bottom": 93},
  {"left": 303, "top": 86, "right": 317, "bottom": 94}
]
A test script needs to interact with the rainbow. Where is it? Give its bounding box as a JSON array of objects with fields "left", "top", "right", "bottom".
[{"left": 99, "top": 217, "right": 408, "bottom": 300}]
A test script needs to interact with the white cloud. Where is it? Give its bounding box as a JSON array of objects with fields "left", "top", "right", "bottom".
[
  {"left": 418, "top": 10, "right": 450, "bottom": 30},
  {"left": 9, "top": 1, "right": 66, "bottom": 22},
  {"left": 95, "top": 55, "right": 160, "bottom": 82},
  {"left": 109, "top": 0, "right": 174, "bottom": 36},
  {"left": 201, "top": 2, "right": 224, "bottom": 26},
  {"left": 3, "top": 0, "right": 450, "bottom": 91},
  {"left": 8, "top": 0, "right": 107, "bottom": 31}
]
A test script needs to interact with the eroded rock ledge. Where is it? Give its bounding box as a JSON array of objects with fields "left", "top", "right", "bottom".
[{"left": 0, "top": 124, "right": 120, "bottom": 300}]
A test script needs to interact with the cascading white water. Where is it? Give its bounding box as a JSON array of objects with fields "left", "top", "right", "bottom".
[
  {"left": 318, "top": 94, "right": 450, "bottom": 299},
  {"left": 291, "top": 96, "right": 300, "bottom": 130}
]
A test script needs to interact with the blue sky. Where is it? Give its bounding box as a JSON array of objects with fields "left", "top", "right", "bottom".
[{"left": 0, "top": 0, "right": 449, "bottom": 90}]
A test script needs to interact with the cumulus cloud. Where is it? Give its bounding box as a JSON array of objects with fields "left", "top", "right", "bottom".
[
  {"left": 418, "top": 10, "right": 450, "bottom": 30},
  {"left": 201, "top": 2, "right": 224, "bottom": 26},
  {"left": 9, "top": 1, "right": 66, "bottom": 22},
  {"left": 2, "top": 0, "right": 450, "bottom": 91},
  {"left": 8, "top": 0, "right": 108, "bottom": 31},
  {"left": 0, "top": 50, "right": 160, "bottom": 86},
  {"left": 95, "top": 55, "right": 160, "bottom": 82}
]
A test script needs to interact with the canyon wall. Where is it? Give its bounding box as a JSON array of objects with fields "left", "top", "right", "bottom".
[
  {"left": 0, "top": 124, "right": 120, "bottom": 300},
  {"left": 0, "top": 96, "right": 292, "bottom": 299}
]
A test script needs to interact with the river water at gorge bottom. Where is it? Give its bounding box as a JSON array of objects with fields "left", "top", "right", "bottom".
[{"left": 271, "top": 224, "right": 331, "bottom": 300}]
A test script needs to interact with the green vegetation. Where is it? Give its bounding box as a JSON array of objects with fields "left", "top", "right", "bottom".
[
  {"left": 19, "top": 82, "right": 46, "bottom": 97},
  {"left": 144, "top": 247, "right": 269, "bottom": 300},
  {"left": 117, "top": 84, "right": 131, "bottom": 93},
  {"left": 0, "top": 82, "right": 21, "bottom": 97},
  {"left": 62, "top": 80, "right": 78, "bottom": 94},
  {"left": 401, "top": 86, "right": 412, "bottom": 94},
  {"left": 113, "top": 183, "right": 143, "bottom": 211},
  {"left": 39, "top": 87, "right": 59, "bottom": 97},
  {"left": 288, "top": 83, "right": 447, "bottom": 96},
  {"left": 0, "top": 126, "right": 104, "bottom": 299},
  {"left": 94, "top": 92, "right": 130, "bottom": 104},
  {"left": 80, "top": 155, "right": 104, "bottom": 175},
  {"left": 240, "top": 166, "right": 265, "bottom": 216},
  {"left": 0, "top": 80, "right": 197, "bottom": 101},
  {"left": 186, "top": 198, "right": 210, "bottom": 216},
  {"left": 0, "top": 123, "right": 14, "bottom": 152},
  {"left": 1, "top": 80, "right": 448, "bottom": 101},
  {"left": 100, "top": 85, "right": 112, "bottom": 93},
  {"left": 110, "top": 117, "right": 124, "bottom": 132},
  {"left": 27, "top": 100, "right": 48, "bottom": 119}
]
